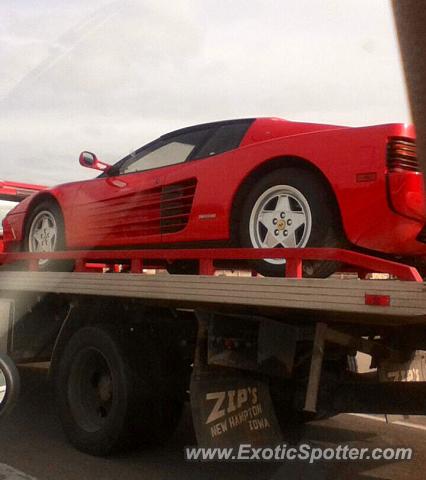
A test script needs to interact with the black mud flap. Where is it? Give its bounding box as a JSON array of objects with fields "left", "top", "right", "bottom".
[
  {"left": 378, "top": 350, "right": 426, "bottom": 382},
  {"left": 189, "top": 311, "right": 298, "bottom": 448},
  {"left": 190, "top": 370, "right": 283, "bottom": 447}
]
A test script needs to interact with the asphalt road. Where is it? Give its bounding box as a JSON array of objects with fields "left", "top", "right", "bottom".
[{"left": 0, "top": 367, "right": 425, "bottom": 480}]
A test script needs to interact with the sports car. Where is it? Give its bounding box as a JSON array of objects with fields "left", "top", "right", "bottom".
[{"left": 2, "top": 117, "right": 425, "bottom": 276}]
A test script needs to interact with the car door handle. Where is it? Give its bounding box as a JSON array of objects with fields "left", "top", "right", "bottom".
[{"left": 106, "top": 178, "right": 129, "bottom": 189}]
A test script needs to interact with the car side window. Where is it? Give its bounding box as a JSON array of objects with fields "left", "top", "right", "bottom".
[
  {"left": 191, "top": 121, "right": 253, "bottom": 160},
  {"left": 120, "top": 129, "right": 211, "bottom": 175}
]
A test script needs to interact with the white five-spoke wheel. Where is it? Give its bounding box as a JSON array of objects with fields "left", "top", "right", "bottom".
[
  {"left": 28, "top": 210, "right": 58, "bottom": 254},
  {"left": 238, "top": 167, "right": 344, "bottom": 278},
  {"left": 25, "top": 201, "right": 70, "bottom": 271},
  {"left": 249, "top": 185, "right": 312, "bottom": 265}
]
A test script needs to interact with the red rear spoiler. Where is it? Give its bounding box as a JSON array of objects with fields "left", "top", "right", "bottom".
[{"left": 0, "top": 181, "right": 46, "bottom": 202}]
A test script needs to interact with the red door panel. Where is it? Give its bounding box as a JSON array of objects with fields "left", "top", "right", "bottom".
[
  {"left": 68, "top": 171, "right": 164, "bottom": 248},
  {"left": 161, "top": 153, "right": 233, "bottom": 245}
]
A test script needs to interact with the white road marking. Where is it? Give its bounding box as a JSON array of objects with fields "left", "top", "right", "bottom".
[
  {"left": 349, "top": 413, "right": 426, "bottom": 432},
  {"left": 348, "top": 413, "right": 387, "bottom": 423},
  {"left": 0, "top": 463, "right": 38, "bottom": 479}
]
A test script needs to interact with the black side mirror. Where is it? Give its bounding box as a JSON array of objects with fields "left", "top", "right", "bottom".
[{"left": 0, "top": 354, "right": 20, "bottom": 418}]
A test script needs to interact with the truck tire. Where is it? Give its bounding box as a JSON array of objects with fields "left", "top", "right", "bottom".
[
  {"left": 0, "top": 354, "right": 20, "bottom": 419},
  {"left": 54, "top": 324, "right": 184, "bottom": 456},
  {"left": 269, "top": 378, "right": 305, "bottom": 443}
]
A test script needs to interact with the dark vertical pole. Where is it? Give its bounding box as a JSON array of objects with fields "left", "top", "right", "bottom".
[
  {"left": 304, "top": 322, "right": 327, "bottom": 413},
  {"left": 393, "top": 1, "right": 426, "bottom": 189}
]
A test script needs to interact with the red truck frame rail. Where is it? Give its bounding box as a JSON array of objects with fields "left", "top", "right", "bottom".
[
  {"left": 0, "top": 247, "right": 421, "bottom": 281},
  {"left": 0, "top": 180, "right": 46, "bottom": 202}
]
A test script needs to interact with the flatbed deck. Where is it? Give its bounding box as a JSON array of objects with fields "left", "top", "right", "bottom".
[{"left": 1, "top": 271, "right": 425, "bottom": 326}]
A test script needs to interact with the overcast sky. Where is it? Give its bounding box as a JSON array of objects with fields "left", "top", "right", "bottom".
[{"left": 0, "top": 0, "right": 410, "bottom": 185}]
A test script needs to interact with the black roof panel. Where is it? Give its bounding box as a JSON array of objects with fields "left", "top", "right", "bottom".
[{"left": 160, "top": 118, "right": 256, "bottom": 139}]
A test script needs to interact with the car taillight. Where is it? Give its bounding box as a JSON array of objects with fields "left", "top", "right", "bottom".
[
  {"left": 387, "top": 137, "right": 418, "bottom": 172},
  {"left": 386, "top": 136, "right": 425, "bottom": 222}
]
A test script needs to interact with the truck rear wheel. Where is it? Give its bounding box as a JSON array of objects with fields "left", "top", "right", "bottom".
[{"left": 54, "top": 324, "right": 184, "bottom": 456}]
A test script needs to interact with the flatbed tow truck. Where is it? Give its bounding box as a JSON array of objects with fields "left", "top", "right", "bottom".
[{"left": 1, "top": 246, "right": 426, "bottom": 455}]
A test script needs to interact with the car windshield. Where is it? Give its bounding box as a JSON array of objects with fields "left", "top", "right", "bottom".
[{"left": 0, "top": 200, "right": 18, "bottom": 234}]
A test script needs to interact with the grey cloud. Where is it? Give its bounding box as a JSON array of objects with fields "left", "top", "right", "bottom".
[{"left": 0, "top": 0, "right": 410, "bottom": 185}]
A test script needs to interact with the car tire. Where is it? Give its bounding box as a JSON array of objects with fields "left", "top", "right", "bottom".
[
  {"left": 24, "top": 200, "right": 73, "bottom": 271},
  {"left": 54, "top": 324, "right": 185, "bottom": 456},
  {"left": 238, "top": 167, "right": 345, "bottom": 277}
]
